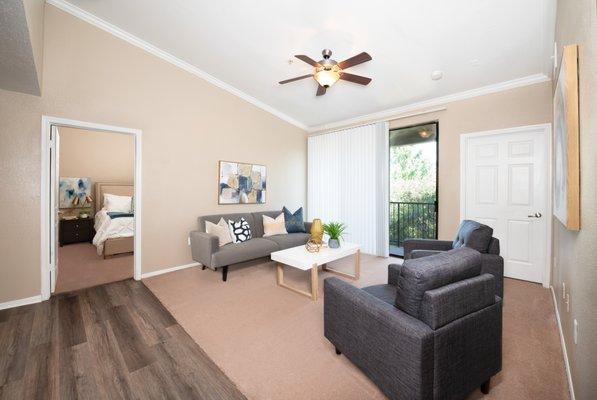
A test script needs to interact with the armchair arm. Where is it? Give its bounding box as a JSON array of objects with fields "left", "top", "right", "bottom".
[
  {"left": 190, "top": 230, "right": 218, "bottom": 269},
  {"left": 481, "top": 254, "right": 504, "bottom": 298},
  {"left": 388, "top": 263, "right": 403, "bottom": 285},
  {"left": 403, "top": 239, "right": 453, "bottom": 259},
  {"left": 324, "top": 278, "right": 434, "bottom": 400}
]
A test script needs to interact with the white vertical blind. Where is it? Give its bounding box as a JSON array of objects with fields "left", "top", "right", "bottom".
[{"left": 308, "top": 122, "right": 389, "bottom": 256}]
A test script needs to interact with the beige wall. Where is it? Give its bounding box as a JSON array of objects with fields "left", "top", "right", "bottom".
[
  {"left": 0, "top": 5, "right": 307, "bottom": 303},
  {"left": 58, "top": 127, "right": 134, "bottom": 188},
  {"left": 552, "top": 0, "right": 597, "bottom": 398},
  {"left": 22, "top": 0, "right": 44, "bottom": 88},
  {"left": 389, "top": 81, "right": 553, "bottom": 239}
]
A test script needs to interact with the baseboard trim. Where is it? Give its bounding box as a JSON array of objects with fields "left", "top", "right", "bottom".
[
  {"left": 550, "top": 286, "right": 576, "bottom": 400},
  {"left": 141, "top": 262, "right": 200, "bottom": 279},
  {"left": 0, "top": 295, "right": 42, "bottom": 311}
]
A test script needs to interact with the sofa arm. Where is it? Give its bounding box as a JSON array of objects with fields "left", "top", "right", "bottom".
[
  {"left": 324, "top": 278, "right": 434, "bottom": 400},
  {"left": 388, "top": 263, "right": 403, "bottom": 285},
  {"left": 481, "top": 254, "right": 504, "bottom": 298},
  {"left": 304, "top": 221, "right": 312, "bottom": 233},
  {"left": 403, "top": 239, "right": 453, "bottom": 259},
  {"left": 190, "top": 230, "right": 218, "bottom": 269}
]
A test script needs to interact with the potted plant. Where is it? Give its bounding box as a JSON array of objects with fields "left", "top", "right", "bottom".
[{"left": 323, "top": 222, "right": 347, "bottom": 248}]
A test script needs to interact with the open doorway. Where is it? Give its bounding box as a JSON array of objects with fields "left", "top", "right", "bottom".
[
  {"left": 389, "top": 122, "right": 438, "bottom": 257},
  {"left": 41, "top": 117, "right": 142, "bottom": 300},
  {"left": 53, "top": 127, "right": 135, "bottom": 293}
]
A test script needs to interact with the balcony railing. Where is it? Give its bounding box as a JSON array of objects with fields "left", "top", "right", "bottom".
[{"left": 389, "top": 201, "right": 437, "bottom": 248}]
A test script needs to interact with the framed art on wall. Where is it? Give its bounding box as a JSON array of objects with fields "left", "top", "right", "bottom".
[
  {"left": 553, "top": 44, "right": 580, "bottom": 230},
  {"left": 218, "top": 161, "right": 267, "bottom": 204}
]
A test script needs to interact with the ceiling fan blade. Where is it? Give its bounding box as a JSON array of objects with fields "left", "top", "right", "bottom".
[
  {"left": 339, "top": 72, "right": 372, "bottom": 85},
  {"left": 279, "top": 74, "right": 313, "bottom": 84},
  {"left": 316, "top": 85, "right": 326, "bottom": 96},
  {"left": 337, "top": 52, "right": 372, "bottom": 70},
  {"left": 295, "top": 55, "right": 322, "bottom": 67}
]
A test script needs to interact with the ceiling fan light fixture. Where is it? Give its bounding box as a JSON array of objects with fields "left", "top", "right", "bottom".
[{"left": 314, "top": 66, "right": 340, "bottom": 88}]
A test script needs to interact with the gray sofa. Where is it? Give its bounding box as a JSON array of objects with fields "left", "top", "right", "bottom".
[
  {"left": 324, "top": 248, "right": 502, "bottom": 400},
  {"left": 190, "top": 211, "right": 311, "bottom": 281},
  {"left": 403, "top": 220, "right": 504, "bottom": 298}
]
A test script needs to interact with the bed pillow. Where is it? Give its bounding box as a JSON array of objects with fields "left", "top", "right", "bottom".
[
  {"left": 205, "top": 218, "right": 232, "bottom": 247},
  {"left": 104, "top": 193, "right": 132, "bottom": 213},
  {"left": 228, "top": 217, "right": 252, "bottom": 244},
  {"left": 283, "top": 207, "right": 306, "bottom": 233},
  {"left": 262, "top": 213, "right": 287, "bottom": 237}
]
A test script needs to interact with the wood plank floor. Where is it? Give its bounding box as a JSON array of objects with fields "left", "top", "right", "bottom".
[{"left": 0, "top": 279, "right": 247, "bottom": 400}]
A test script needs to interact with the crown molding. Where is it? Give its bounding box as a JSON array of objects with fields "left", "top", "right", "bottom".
[
  {"left": 45, "top": 0, "right": 308, "bottom": 131},
  {"left": 308, "top": 73, "right": 551, "bottom": 133}
]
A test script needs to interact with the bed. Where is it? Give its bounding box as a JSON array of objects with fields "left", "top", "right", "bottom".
[{"left": 93, "top": 182, "right": 135, "bottom": 258}]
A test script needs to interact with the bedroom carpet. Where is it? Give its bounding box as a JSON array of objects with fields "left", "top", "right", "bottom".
[
  {"left": 143, "top": 255, "right": 570, "bottom": 400},
  {"left": 56, "top": 243, "right": 133, "bottom": 293}
]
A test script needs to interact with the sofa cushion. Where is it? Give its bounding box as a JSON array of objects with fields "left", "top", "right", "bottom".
[
  {"left": 264, "top": 233, "right": 310, "bottom": 250},
  {"left": 362, "top": 284, "right": 397, "bottom": 306},
  {"left": 251, "top": 211, "right": 282, "bottom": 238},
  {"left": 211, "top": 238, "right": 279, "bottom": 268},
  {"left": 395, "top": 248, "right": 482, "bottom": 318},
  {"left": 283, "top": 207, "right": 306, "bottom": 233},
  {"left": 452, "top": 220, "right": 493, "bottom": 253}
]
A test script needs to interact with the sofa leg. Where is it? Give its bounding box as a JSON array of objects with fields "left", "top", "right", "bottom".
[
  {"left": 481, "top": 379, "right": 490, "bottom": 394},
  {"left": 335, "top": 347, "right": 341, "bottom": 355},
  {"left": 202, "top": 265, "right": 206, "bottom": 270},
  {"left": 222, "top": 266, "right": 228, "bottom": 282}
]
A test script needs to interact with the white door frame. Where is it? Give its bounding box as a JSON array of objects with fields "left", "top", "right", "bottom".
[
  {"left": 459, "top": 123, "right": 552, "bottom": 288},
  {"left": 41, "top": 116, "right": 142, "bottom": 300}
]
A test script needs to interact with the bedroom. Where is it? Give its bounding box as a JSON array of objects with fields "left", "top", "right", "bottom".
[{"left": 54, "top": 126, "right": 135, "bottom": 293}]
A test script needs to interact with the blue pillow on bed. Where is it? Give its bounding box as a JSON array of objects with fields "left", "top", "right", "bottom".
[{"left": 283, "top": 207, "right": 306, "bottom": 233}]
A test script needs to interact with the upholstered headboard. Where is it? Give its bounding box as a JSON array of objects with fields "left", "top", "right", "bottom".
[{"left": 94, "top": 182, "right": 133, "bottom": 213}]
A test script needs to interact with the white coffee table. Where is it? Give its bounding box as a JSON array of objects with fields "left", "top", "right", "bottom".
[{"left": 270, "top": 242, "right": 360, "bottom": 301}]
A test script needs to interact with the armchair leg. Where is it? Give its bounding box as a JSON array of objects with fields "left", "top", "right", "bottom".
[
  {"left": 202, "top": 265, "right": 206, "bottom": 270},
  {"left": 335, "top": 347, "right": 341, "bottom": 355},
  {"left": 222, "top": 266, "right": 228, "bottom": 282},
  {"left": 481, "top": 379, "right": 490, "bottom": 394}
]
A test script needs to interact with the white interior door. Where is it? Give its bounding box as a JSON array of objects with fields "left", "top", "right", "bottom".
[
  {"left": 461, "top": 125, "right": 550, "bottom": 285},
  {"left": 50, "top": 125, "right": 60, "bottom": 293}
]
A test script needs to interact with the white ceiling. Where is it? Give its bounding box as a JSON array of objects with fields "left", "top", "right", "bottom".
[{"left": 54, "top": 0, "right": 556, "bottom": 130}]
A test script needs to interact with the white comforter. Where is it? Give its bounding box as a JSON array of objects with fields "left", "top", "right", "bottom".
[{"left": 93, "top": 209, "right": 134, "bottom": 255}]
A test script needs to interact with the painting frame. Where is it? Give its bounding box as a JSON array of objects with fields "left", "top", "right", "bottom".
[
  {"left": 553, "top": 44, "right": 580, "bottom": 230},
  {"left": 218, "top": 160, "right": 267, "bottom": 205}
]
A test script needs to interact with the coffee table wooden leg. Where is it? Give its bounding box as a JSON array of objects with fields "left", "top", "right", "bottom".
[
  {"left": 310, "top": 264, "right": 318, "bottom": 301},
  {"left": 355, "top": 249, "right": 361, "bottom": 280},
  {"left": 277, "top": 263, "right": 284, "bottom": 285}
]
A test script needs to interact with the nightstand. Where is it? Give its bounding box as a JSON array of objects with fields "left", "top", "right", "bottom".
[{"left": 59, "top": 217, "right": 94, "bottom": 246}]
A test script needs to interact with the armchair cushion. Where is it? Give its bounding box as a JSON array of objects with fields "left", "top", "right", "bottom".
[
  {"left": 452, "top": 220, "right": 493, "bottom": 253},
  {"left": 362, "top": 284, "right": 397, "bottom": 305},
  {"left": 395, "top": 248, "right": 481, "bottom": 318},
  {"left": 410, "top": 249, "right": 444, "bottom": 259}
]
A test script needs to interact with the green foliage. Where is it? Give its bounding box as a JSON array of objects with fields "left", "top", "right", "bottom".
[
  {"left": 390, "top": 143, "right": 436, "bottom": 203},
  {"left": 323, "top": 222, "right": 347, "bottom": 240}
]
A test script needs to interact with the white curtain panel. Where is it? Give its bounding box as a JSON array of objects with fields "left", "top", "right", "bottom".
[{"left": 308, "top": 122, "right": 389, "bottom": 256}]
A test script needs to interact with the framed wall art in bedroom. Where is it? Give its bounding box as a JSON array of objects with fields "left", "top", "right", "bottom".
[{"left": 218, "top": 161, "right": 267, "bottom": 204}]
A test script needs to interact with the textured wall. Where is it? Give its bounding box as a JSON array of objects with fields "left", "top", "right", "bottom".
[
  {"left": 389, "top": 81, "right": 553, "bottom": 239},
  {"left": 552, "top": 0, "right": 597, "bottom": 398},
  {"left": 0, "top": 5, "right": 307, "bottom": 303}
]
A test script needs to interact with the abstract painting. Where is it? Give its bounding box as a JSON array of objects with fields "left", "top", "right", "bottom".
[
  {"left": 59, "top": 177, "right": 92, "bottom": 208},
  {"left": 219, "top": 161, "right": 266, "bottom": 204},
  {"left": 553, "top": 44, "right": 580, "bottom": 230}
]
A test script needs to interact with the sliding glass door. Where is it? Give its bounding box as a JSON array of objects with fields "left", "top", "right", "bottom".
[{"left": 389, "top": 122, "right": 438, "bottom": 257}]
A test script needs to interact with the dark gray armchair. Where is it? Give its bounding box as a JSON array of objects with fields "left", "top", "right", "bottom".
[
  {"left": 403, "top": 220, "right": 504, "bottom": 298},
  {"left": 324, "top": 248, "right": 502, "bottom": 400}
]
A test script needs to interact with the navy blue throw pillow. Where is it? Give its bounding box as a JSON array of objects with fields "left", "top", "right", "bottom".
[{"left": 283, "top": 207, "right": 306, "bottom": 233}]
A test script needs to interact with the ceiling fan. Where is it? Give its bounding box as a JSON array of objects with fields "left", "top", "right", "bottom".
[{"left": 279, "top": 49, "right": 372, "bottom": 96}]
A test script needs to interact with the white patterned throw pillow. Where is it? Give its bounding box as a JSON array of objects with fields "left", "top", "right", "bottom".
[{"left": 228, "top": 217, "right": 252, "bottom": 243}]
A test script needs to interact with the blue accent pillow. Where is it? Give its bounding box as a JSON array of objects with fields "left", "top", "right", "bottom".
[{"left": 283, "top": 207, "right": 306, "bottom": 233}]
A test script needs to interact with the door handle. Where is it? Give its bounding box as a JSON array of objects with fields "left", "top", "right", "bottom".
[{"left": 527, "top": 212, "right": 542, "bottom": 218}]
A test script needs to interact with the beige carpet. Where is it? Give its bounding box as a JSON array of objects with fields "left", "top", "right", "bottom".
[
  {"left": 56, "top": 242, "right": 133, "bottom": 293},
  {"left": 144, "top": 255, "right": 569, "bottom": 400}
]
